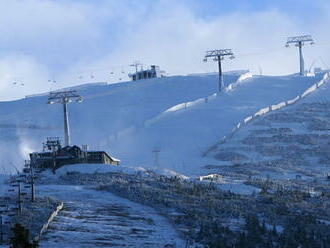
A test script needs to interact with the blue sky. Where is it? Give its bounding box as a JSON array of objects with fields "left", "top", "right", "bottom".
[
  {"left": 189, "top": 0, "right": 323, "bottom": 17},
  {"left": 0, "top": 0, "right": 329, "bottom": 100}
]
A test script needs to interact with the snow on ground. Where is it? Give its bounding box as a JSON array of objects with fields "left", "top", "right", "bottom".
[
  {"left": 38, "top": 185, "right": 185, "bottom": 248},
  {"left": 41, "top": 163, "right": 189, "bottom": 181},
  {"left": 0, "top": 72, "right": 325, "bottom": 176},
  {"left": 55, "top": 163, "right": 146, "bottom": 176},
  {"left": 121, "top": 74, "right": 324, "bottom": 175},
  {"left": 198, "top": 174, "right": 261, "bottom": 195},
  {"left": 217, "top": 182, "right": 261, "bottom": 195},
  {"left": 0, "top": 73, "right": 241, "bottom": 174},
  {"left": 205, "top": 72, "right": 330, "bottom": 181}
]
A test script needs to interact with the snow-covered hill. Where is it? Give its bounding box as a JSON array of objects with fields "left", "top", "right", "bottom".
[
  {"left": 205, "top": 72, "right": 330, "bottom": 182},
  {"left": 0, "top": 72, "right": 326, "bottom": 175}
]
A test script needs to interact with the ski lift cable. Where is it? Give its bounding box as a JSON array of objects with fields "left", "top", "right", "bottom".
[
  {"left": 0, "top": 87, "right": 142, "bottom": 123},
  {"left": 319, "top": 57, "right": 330, "bottom": 70},
  {"left": 3, "top": 63, "right": 132, "bottom": 87},
  {"left": 3, "top": 42, "right": 330, "bottom": 87},
  {"left": 237, "top": 47, "right": 286, "bottom": 58}
]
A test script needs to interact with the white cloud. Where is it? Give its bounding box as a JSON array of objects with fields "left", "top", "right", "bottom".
[
  {"left": 0, "top": 54, "right": 50, "bottom": 100},
  {"left": 64, "top": 0, "right": 329, "bottom": 79},
  {"left": 0, "top": 0, "right": 330, "bottom": 100}
]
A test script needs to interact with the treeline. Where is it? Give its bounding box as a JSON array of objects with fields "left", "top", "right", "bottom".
[{"left": 197, "top": 214, "right": 330, "bottom": 248}]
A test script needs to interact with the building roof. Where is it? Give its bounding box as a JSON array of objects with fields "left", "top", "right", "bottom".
[{"left": 87, "top": 150, "right": 121, "bottom": 162}]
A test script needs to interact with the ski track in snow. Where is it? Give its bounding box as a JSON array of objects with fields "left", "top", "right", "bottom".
[{"left": 38, "top": 185, "right": 185, "bottom": 248}]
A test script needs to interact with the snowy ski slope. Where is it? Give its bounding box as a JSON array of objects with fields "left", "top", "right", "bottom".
[
  {"left": 204, "top": 72, "right": 330, "bottom": 181},
  {"left": 0, "top": 72, "right": 325, "bottom": 175}
]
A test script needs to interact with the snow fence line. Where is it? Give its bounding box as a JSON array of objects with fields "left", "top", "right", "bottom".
[
  {"left": 204, "top": 72, "right": 330, "bottom": 155},
  {"left": 144, "top": 72, "right": 253, "bottom": 127},
  {"left": 34, "top": 202, "right": 64, "bottom": 242}
]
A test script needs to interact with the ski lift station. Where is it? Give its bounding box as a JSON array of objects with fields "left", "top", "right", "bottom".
[
  {"left": 128, "top": 65, "right": 166, "bottom": 81},
  {"left": 28, "top": 90, "right": 121, "bottom": 171},
  {"left": 30, "top": 137, "right": 120, "bottom": 171}
]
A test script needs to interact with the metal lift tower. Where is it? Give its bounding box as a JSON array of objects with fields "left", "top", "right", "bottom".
[
  {"left": 285, "top": 35, "right": 314, "bottom": 76},
  {"left": 152, "top": 149, "right": 161, "bottom": 169},
  {"left": 48, "top": 90, "right": 83, "bottom": 147},
  {"left": 130, "top": 61, "right": 142, "bottom": 73},
  {"left": 204, "top": 49, "right": 235, "bottom": 92}
]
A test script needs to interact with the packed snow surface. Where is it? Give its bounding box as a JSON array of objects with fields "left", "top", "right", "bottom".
[
  {"left": 0, "top": 72, "right": 325, "bottom": 175},
  {"left": 38, "top": 185, "right": 185, "bottom": 248}
]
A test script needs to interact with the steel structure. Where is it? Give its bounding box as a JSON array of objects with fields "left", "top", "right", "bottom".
[
  {"left": 285, "top": 35, "right": 314, "bottom": 76},
  {"left": 24, "top": 160, "right": 36, "bottom": 202},
  {"left": 204, "top": 49, "right": 235, "bottom": 92},
  {"left": 48, "top": 90, "right": 83, "bottom": 147},
  {"left": 152, "top": 149, "right": 161, "bottom": 169},
  {"left": 130, "top": 61, "right": 143, "bottom": 73}
]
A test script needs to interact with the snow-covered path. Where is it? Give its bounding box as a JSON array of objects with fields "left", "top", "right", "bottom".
[{"left": 38, "top": 185, "right": 185, "bottom": 248}]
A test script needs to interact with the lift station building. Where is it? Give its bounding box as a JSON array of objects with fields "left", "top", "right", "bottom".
[{"left": 129, "top": 65, "right": 166, "bottom": 81}]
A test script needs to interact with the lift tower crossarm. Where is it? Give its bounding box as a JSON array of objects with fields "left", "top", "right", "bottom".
[
  {"left": 48, "top": 90, "right": 83, "bottom": 147},
  {"left": 204, "top": 49, "right": 235, "bottom": 92},
  {"left": 204, "top": 49, "right": 234, "bottom": 58},
  {"left": 286, "top": 35, "right": 314, "bottom": 45},
  {"left": 48, "top": 90, "right": 83, "bottom": 104}
]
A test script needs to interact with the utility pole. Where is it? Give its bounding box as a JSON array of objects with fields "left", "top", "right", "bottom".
[
  {"left": 29, "top": 163, "right": 35, "bottom": 202},
  {"left": 23, "top": 160, "right": 36, "bottom": 202},
  {"left": 8, "top": 177, "right": 22, "bottom": 215},
  {"left": 285, "top": 35, "right": 314, "bottom": 76},
  {"left": 204, "top": 49, "right": 235, "bottom": 92},
  {"left": 18, "top": 182, "right": 22, "bottom": 214},
  {"left": 152, "top": 149, "right": 161, "bottom": 169},
  {"left": 48, "top": 90, "right": 83, "bottom": 147}
]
